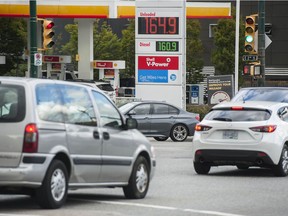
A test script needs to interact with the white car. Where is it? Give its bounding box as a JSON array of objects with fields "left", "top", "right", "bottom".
[{"left": 192, "top": 101, "right": 288, "bottom": 176}]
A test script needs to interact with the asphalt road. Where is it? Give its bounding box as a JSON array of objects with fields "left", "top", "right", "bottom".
[{"left": 1, "top": 138, "right": 288, "bottom": 216}]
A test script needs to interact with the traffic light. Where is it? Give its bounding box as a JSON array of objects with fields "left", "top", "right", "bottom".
[
  {"left": 42, "top": 19, "right": 55, "bottom": 49},
  {"left": 244, "top": 16, "right": 257, "bottom": 54},
  {"left": 243, "top": 64, "right": 251, "bottom": 76},
  {"left": 243, "top": 64, "right": 261, "bottom": 76}
]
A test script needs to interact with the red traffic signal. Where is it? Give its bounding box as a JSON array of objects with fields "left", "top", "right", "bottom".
[
  {"left": 243, "top": 65, "right": 251, "bottom": 75},
  {"left": 42, "top": 20, "right": 55, "bottom": 49}
]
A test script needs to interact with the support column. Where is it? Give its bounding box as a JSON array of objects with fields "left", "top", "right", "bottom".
[{"left": 76, "top": 19, "right": 94, "bottom": 79}]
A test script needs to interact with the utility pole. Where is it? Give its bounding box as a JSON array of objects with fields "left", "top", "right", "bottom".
[
  {"left": 30, "top": 0, "right": 38, "bottom": 78},
  {"left": 258, "top": 0, "right": 265, "bottom": 86}
]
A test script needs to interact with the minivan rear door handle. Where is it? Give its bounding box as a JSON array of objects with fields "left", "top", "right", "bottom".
[
  {"left": 103, "top": 132, "right": 110, "bottom": 140},
  {"left": 93, "top": 131, "right": 100, "bottom": 139}
]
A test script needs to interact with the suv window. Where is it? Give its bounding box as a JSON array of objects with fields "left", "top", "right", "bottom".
[
  {"left": 36, "top": 84, "right": 97, "bottom": 126},
  {"left": 205, "top": 109, "right": 271, "bottom": 122},
  {"left": 0, "top": 85, "right": 25, "bottom": 122},
  {"left": 61, "top": 84, "right": 97, "bottom": 126},
  {"left": 92, "top": 91, "right": 122, "bottom": 128},
  {"left": 36, "top": 84, "right": 64, "bottom": 123}
]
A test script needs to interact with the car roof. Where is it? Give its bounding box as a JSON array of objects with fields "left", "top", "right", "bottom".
[
  {"left": 0, "top": 77, "right": 101, "bottom": 92},
  {"left": 213, "top": 101, "right": 287, "bottom": 110}
]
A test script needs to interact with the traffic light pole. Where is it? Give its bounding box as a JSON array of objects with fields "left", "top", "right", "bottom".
[
  {"left": 30, "top": 0, "right": 38, "bottom": 78},
  {"left": 258, "top": 0, "right": 266, "bottom": 86}
]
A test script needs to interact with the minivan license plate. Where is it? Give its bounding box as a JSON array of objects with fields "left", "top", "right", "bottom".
[{"left": 223, "top": 130, "right": 238, "bottom": 139}]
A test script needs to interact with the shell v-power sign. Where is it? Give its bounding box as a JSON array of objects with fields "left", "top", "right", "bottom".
[{"left": 135, "top": 0, "right": 186, "bottom": 109}]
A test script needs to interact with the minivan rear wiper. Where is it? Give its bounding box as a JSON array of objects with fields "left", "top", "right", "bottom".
[{"left": 212, "top": 117, "right": 232, "bottom": 121}]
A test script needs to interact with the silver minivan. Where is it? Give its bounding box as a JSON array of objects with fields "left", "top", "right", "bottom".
[{"left": 0, "top": 77, "right": 156, "bottom": 209}]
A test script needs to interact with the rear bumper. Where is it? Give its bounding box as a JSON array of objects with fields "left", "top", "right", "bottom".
[
  {"left": 0, "top": 154, "right": 54, "bottom": 188},
  {"left": 194, "top": 149, "right": 275, "bottom": 166}
]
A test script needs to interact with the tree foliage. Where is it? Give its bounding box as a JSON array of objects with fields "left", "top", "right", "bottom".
[
  {"left": 186, "top": 19, "right": 204, "bottom": 84},
  {"left": 120, "top": 19, "right": 135, "bottom": 78},
  {"left": 212, "top": 7, "right": 245, "bottom": 78},
  {"left": 0, "top": 18, "right": 27, "bottom": 76},
  {"left": 60, "top": 20, "right": 122, "bottom": 74}
]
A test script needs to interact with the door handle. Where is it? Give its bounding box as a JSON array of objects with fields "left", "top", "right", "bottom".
[
  {"left": 93, "top": 131, "right": 100, "bottom": 139},
  {"left": 103, "top": 132, "right": 110, "bottom": 140}
]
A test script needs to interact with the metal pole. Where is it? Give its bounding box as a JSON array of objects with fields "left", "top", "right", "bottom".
[
  {"left": 30, "top": 0, "right": 38, "bottom": 78},
  {"left": 234, "top": 0, "right": 240, "bottom": 94},
  {"left": 258, "top": 0, "right": 265, "bottom": 86}
]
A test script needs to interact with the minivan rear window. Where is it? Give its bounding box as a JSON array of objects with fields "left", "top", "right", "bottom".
[
  {"left": 205, "top": 109, "right": 271, "bottom": 122},
  {"left": 0, "top": 84, "right": 25, "bottom": 122}
]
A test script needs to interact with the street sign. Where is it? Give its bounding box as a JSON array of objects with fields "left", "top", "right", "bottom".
[
  {"left": 242, "top": 55, "right": 258, "bottom": 61},
  {"left": 265, "top": 34, "right": 272, "bottom": 49},
  {"left": 34, "top": 53, "right": 42, "bottom": 66}
]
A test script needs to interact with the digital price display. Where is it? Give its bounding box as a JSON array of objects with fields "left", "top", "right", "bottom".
[
  {"left": 156, "top": 41, "right": 179, "bottom": 52},
  {"left": 138, "top": 17, "right": 179, "bottom": 35}
]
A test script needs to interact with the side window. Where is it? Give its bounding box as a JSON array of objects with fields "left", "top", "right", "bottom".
[
  {"left": 153, "top": 104, "right": 169, "bottom": 115},
  {"left": 278, "top": 107, "right": 288, "bottom": 122},
  {"left": 92, "top": 91, "right": 122, "bottom": 128},
  {"left": 132, "top": 104, "right": 150, "bottom": 115},
  {"left": 0, "top": 85, "right": 25, "bottom": 122},
  {"left": 168, "top": 105, "right": 179, "bottom": 114},
  {"left": 36, "top": 84, "right": 64, "bottom": 123},
  {"left": 60, "top": 84, "right": 97, "bottom": 126}
]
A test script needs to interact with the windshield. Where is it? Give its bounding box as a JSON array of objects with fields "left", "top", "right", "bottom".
[{"left": 231, "top": 88, "right": 288, "bottom": 103}]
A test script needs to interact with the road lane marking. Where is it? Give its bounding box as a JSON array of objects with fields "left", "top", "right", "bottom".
[{"left": 97, "top": 200, "right": 246, "bottom": 216}]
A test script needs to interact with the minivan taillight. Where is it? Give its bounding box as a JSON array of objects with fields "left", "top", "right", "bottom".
[{"left": 23, "top": 123, "right": 38, "bottom": 153}]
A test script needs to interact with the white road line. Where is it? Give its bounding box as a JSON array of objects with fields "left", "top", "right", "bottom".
[
  {"left": 98, "top": 200, "right": 246, "bottom": 216},
  {"left": 0, "top": 214, "right": 40, "bottom": 216}
]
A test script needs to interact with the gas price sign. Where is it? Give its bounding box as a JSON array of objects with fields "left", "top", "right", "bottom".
[
  {"left": 138, "top": 17, "right": 179, "bottom": 35},
  {"left": 156, "top": 41, "right": 179, "bottom": 52}
]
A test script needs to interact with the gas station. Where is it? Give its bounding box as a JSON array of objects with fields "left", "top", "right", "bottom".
[{"left": 0, "top": 0, "right": 231, "bottom": 108}]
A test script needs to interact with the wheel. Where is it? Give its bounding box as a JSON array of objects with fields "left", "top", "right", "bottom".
[
  {"left": 236, "top": 165, "right": 249, "bottom": 170},
  {"left": 193, "top": 162, "right": 211, "bottom": 175},
  {"left": 36, "top": 160, "right": 68, "bottom": 209},
  {"left": 154, "top": 137, "right": 169, "bottom": 141},
  {"left": 170, "top": 124, "right": 188, "bottom": 142},
  {"left": 273, "top": 145, "right": 288, "bottom": 177},
  {"left": 123, "top": 156, "right": 150, "bottom": 199}
]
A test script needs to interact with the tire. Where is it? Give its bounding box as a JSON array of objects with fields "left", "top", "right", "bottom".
[
  {"left": 154, "top": 137, "right": 169, "bottom": 141},
  {"left": 236, "top": 165, "right": 249, "bottom": 170},
  {"left": 273, "top": 145, "right": 288, "bottom": 177},
  {"left": 170, "top": 124, "right": 188, "bottom": 142},
  {"left": 36, "top": 160, "right": 68, "bottom": 209},
  {"left": 123, "top": 156, "right": 150, "bottom": 199},
  {"left": 193, "top": 162, "right": 211, "bottom": 175}
]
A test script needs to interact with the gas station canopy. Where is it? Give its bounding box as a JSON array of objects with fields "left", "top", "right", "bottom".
[{"left": 0, "top": 0, "right": 231, "bottom": 19}]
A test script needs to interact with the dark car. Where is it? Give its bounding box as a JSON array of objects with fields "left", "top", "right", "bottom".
[
  {"left": 231, "top": 87, "right": 288, "bottom": 103},
  {"left": 119, "top": 101, "right": 200, "bottom": 142}
]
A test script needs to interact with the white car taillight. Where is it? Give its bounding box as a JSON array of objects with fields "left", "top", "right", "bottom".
[
  {"left": 195, "top": 124, "right": 212, "bottom": 131},
  {"left": 249, "top": 125, "right": 277, "bottom": 133},
  {"left": 23, "top": 123, "right": 38, "bottom": 153}
]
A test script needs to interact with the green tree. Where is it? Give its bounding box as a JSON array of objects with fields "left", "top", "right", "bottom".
[
  {"left": 211, "top": 7, "right": 245, "bottom": 79},
  {"left": 60, "top": 20, "right": 122, "bottom": 75},
  {"left": 186, "top": 19, "right": 204, "bottom": 84},
  {"left": 120, "top": 19, "right": 135, "bottom": 78},
  {"left": 0, "top": 18, "right": 27, "bottom": 76}
]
